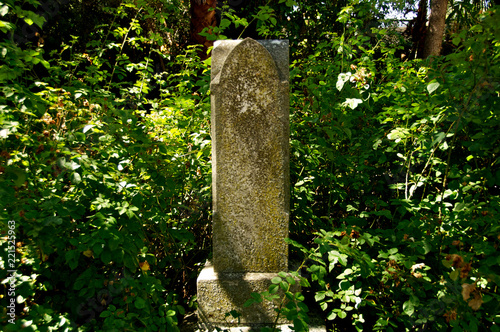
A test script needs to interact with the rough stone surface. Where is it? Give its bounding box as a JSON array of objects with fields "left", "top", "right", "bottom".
[
  {"left": 211, "top": 38, "right": 290, "bottom": 273},
  {"left": 197, "top": 38, "right": 291, "bottom": 328},
  {"left": 197, "top": 264, "right": 298, "bottom": 327}
]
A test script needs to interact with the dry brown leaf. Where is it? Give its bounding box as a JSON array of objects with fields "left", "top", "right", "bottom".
[
  {"left": 460, "top": 262, "right": 472, "bottom": 279},
  {"left": 443, "top": 309, "right": 457, "bottom": 322},
  {"left": 468, "top": 292, "right": 483, "bottom": 311},
  {"left": 447, "top": 254, "right": 464, "bottom": 268},
  {"left": 461, "top": 283, "right": 475, "bottom": 301}
]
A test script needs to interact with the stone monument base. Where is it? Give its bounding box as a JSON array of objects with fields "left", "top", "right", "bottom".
[{"left": 197, "top": 263, "right": 296, "bottom": 330}]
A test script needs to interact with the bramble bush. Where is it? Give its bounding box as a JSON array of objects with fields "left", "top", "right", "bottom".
[
  {"left": 263, "top": 4, "right": 499, "bottom": 331},
  {"left": 1, "top": 1, "right": 210, "bottom": 330},
  {"left": 1, "top": 0, "right": 499, "bottom": 331}
]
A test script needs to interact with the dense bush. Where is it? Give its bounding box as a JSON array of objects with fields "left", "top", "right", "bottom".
[
  {"left": 280, "top": 4, "right": 500, "bottom": 331},
  {"left": 1, "top": 0, "right": 499, "bottom": 331},
  {"left": 1, "top": 1, "right": 210, "bottom": 330}
]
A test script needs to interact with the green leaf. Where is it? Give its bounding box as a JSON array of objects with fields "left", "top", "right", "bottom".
[
  {"left": 403, "top": 300, "right": 414, "bottom": 316},
  {"left": 327, "top": 311, "right": 337, "bottom": 320},
  {"left": 101, "top": 250, "right": 111, "bottom": 264},
  {"left": 427, "top": 82, "right": 440, "bottom": 94},
  {"left": 244, "top": 293, "right": 262, "bottom": 307},
  {"left": 134, "top": 297, "right": 146, "bottom": 309},
  {"left": 442, "top": 259, "right": 452, "bottom": 268},
  {"left": 297, "top": 301, "right": 309, "bottom": 313},
  {"left": 100, "top": 311, "right": 112, "bottom": 318},
  {"left": 315, "top": 291, "right": 326, "bottom": 302},
  {"left": 176, "top": 305, "right": 185, "bottom": 315},
  {"left": 337, "top": 310, "right": 347, "bottom": 319},
  {"left": 72, "top": 172, "right": 82, "bottom": 184},
  {"left": 74, "top": 279, "right": 86, "bottom": 291},
  {"left": 44, "top": 216, "right": 63, "bottom": 226},
  {"left": 0, "top": 20, "right": 15, "bottom": 33},
  {"left": 339, "top": 280, "right": 351, "bottom": 291},
  {"left": 65, "top": 250, "right": 79, "bottom": 270},
  {"left": 25, "top": 11, "right": 46, "bottom": 28},
  {"left": 269, "top": 284, "right": 279, "bottom": 294},
  {"left": 243, "top": 299, "right": 256, "bottom": 308},
  {"left": 295, "top": 292, "right": 305, "bottom": 302},
  {"left": 219, "top": 18, "right": 231, "bottom": 29},
  {"left": 271, "top": 276, "right": 282, "bottom": 284},
  {"left": 4, "top": 166, "right": 26, "bottom": 186},
  {"left": 453, "top": 201, "right": 465, "bottom": 212},
  {"left": 299, "top": 276, "right": 311, "bottom": 287}
]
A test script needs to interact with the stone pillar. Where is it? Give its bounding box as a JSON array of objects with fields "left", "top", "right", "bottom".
[{"left": 197, "top": 38, "right": 290, "bottom": 329}]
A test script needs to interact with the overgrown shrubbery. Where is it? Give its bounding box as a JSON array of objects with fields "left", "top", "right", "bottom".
[
  {"left": 278, "top": 4, "right": 500, "bottom": 331},
  {"left": 1, "top": 0, "right": 499, "bottom": 331},
  {"left": 1, "top": 1, "right": 210, "bottom": 330}
]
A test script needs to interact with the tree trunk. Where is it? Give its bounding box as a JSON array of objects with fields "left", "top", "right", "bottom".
[
  {"left": 190, "top": 0, "right": 218, "bottom": 59},
  {"left": 404, "top": 0, "right": 428, "bottom": 59},
  {"left": 423, "top": 0, "right": 448, "bottom": 58}
]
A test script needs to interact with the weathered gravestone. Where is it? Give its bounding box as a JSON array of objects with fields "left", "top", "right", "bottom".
[{"left": 197, "top": 38, "right": 290, "bottom": 329}]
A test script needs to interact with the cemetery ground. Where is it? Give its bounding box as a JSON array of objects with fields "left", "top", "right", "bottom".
[{"left": 1, "top": 1, "right": 499, "bottom": 331}]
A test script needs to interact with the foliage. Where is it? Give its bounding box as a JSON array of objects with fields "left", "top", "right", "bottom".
[
  {"left": 1, "top": 1, "right": 210, "bottom": 330},
  {"left": 278, "top": 3, "right": 500, "bottom": 331},
  {"left": 0, "top": 0, "right": 499, "bottom": 331}
]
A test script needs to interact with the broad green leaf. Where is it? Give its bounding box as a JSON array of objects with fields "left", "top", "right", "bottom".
[
  {"left": 337, "top": 310, "right": 347, "bottom": 319},
  {"left": 427, "top": 82, "right": 440, "bottom": 94},
  {"left": 65, "top": 250, "right": 79, "bottom": 270},
  {"left": 101, "top": 250, "right": 111, "bottom": 264},
  {"left": 0, "top": 20, "right": 14, "bottom": 33},
  {"left": 100, "top": 311, "right": 112, "bottom": 318},
  {"left": 134, "top": 297, "right": 146, "bottom": 309},
  {"left": 4, "top": 166, "right": 26, "bottom": 186},
  {"left": 403, "top": 300, "right": 414, "bottom": 316},
  {"left": 269, "top": 284, "right": 279, "bottom": 294},
  {"left": 295, "top": 292, "right": 305, "bottom": 301},
  {"left": 286, "top": 276, "right": 296, "bottom": 285},
  {"left": 271, "top": 276, "right": 282, "bottom": 284}
]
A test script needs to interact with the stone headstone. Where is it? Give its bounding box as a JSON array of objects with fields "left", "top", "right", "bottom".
[{"left": 197, "top": 38, "right": 290, "bottom": 329}]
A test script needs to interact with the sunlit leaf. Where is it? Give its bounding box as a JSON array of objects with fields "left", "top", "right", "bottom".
[{"left": 427, "top": 82, "right": 440, "bottom": 94}]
